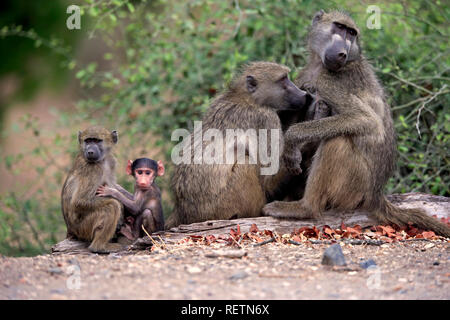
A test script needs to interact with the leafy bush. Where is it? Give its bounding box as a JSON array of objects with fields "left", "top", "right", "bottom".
[{"left": 0, "top": 0, "right": 448, "bottom": 256}]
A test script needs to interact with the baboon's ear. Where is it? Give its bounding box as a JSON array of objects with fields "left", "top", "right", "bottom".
[
  {"left": 246, "top": 75, "right": 258, "bottom": 93},
  {"left": 157, "top": 160, "right": 165, "bottom": 177},
  {"left": 111, "top": 130, "right": 118, "bottom": 144},
  {"left": 78, "top": 131, "right": 82, "bottom": 144},
  {"left": 126, "top": 160, "right": 133, "bottom": 176},
  {"left": 312, "top": 10, "right": 325, "bottom": 25}
]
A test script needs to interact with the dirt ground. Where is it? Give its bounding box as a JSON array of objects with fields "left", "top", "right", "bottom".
[{"left": 0, "top": 240, "right": 448, "bottom": 300}]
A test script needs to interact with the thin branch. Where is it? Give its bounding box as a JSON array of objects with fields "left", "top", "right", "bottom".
[
  {"left": 415, "top": 84, "right": 448, "bottom": 138},
  {"left": 385, "top": 71, "right": 433, "bottom": 95},
  {"left": 232, "top": 0, "right": 244, "bottom": 38}
]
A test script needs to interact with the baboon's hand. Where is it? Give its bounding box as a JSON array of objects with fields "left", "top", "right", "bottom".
[
  {"left": 96, "top": 185, "right": 117, "bottom": 197},
  {"left": 283, "top": 145, "right": 302, "bottom": 175},
  {"left": 313, "top": 100, "right": 331, "bottom": 120}
]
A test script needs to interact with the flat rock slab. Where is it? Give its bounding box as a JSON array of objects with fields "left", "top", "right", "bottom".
[{"left": 51, "top": 192, "right": 449, "bottom": 254}]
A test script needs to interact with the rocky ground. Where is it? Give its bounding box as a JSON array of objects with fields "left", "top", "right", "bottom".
[{"left": 0, "top": 240, "right": 448, "bottom": 300}]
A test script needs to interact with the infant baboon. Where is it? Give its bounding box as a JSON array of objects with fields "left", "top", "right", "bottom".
[
  {"left": 276, "top": 98, "right": 332, "bottom": 201},
  {"left": 264, "top": 10, "right": 450, "bottom": 237},
  {"left": 96, "top": 158, "right": 165, "bottom": 240},
  {"left": 167, "top": 62, "right": 313, "bottom": 227},
  {"left": 61, "top": 126, "right": 124, "bottom": 253}
]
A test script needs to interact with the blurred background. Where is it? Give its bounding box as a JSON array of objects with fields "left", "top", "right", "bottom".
[{"left": 0, "top": 0, "right": 448, "bottom": 256}]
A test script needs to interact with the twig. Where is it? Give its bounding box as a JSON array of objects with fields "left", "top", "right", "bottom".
[
  {"left": 231, "top": 235, "right": 243, "bottom": 248},
  {"left": 289, "top": 239, "right": 384, "bottom": 246},
  {"left": 157, "top": 235, "right": 169, "bottom": 251},
  {"left": 88, "top": 0, "right": 128, "bottom": 39},
  {"left": 232, "top": 0, "right": 243, "bottom": 38},
  {"left": 399, "top": 238, "right": 443, "bottom": 243},
  {"left": 172, "top": 223, "right": 237, "bottom": 233},
  {"left": 253, "top": 237, "right": 275, "bottom": 247},
  {"left": 290, "top": 238, "right": 446, "bottom": 245},
  {"left": 386, "top": 72, "right": 433, "bottom": 95},
  {"left": 141, "top": 225, "right": 161, "bottom": 249},
  {"left": 415, "top": 84, "right": 447, "bottom": 138}
]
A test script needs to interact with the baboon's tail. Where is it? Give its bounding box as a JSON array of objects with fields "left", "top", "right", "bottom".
[{"left": 373, "top": 196, "right": 450, "bottom": 237}]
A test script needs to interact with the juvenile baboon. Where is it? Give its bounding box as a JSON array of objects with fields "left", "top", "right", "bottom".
[
  {"left": 61, "top": 126, "right": 124, "bottom": 253},
  {"left": 263, "top": 10, "right": 450, "bottom": 237},
  {"left": 277, "top": 98, "right": 332, "bottom": 201},
  {"left": 96, "top": 158, "right": 165, "bottom": 240},
  {"left": 167, "top": 62, "right": 312, "bottom": 227}
]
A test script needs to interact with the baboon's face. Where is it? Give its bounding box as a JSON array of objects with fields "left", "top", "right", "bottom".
[
  {"left": 247, "top": 73, "right": 312, "bottom": 111},
  {"left": 82, "top": 137, "right": 105, "bottom": 163},
  {"left": 78, "top": 127, "right": 118, "bottom": 163},
  {"left": 310, "top": 11, "right": 360, "bottom": 72}
]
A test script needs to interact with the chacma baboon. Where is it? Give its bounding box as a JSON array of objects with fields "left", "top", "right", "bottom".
[
  {"left": 97, "top": 158, "right": 165, "bottom": 240},
  {"left": 263, "top": 10, "right": 450, "bottom": 237},
  {"left": 61, "top": 126, "right": 124, "bottom": 253},
  {"left": 167, "top": 62, "right": 313, "bottom": 228}
]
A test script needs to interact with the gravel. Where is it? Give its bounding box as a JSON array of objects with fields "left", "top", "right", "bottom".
[{"left": 0, "top": 241, "right": 449, "bottom": 299}]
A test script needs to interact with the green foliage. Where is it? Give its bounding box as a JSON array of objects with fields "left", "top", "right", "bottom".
[
  {"left": 0, "top": 0, "right": 449, "bottom": 256},
  {"left": 0, "top": 0, "right": 81, "bottom": 130}
]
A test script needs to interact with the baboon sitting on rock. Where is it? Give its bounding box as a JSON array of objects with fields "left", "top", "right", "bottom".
[
  {"left": 263, "top": 10, "right": 450, "bottom": 237},
  {"left": 167, "top": 62, "right": 314, "bottom": 228},
  {"left": 61, "top": 126, "right": 124, "bottom": 253}
]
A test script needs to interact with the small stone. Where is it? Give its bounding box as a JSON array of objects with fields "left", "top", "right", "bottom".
[
  {"left": 187, "top": 266, "right": 202, "bottom": 274},
  {"left": 424, "top": 243, "right": 435, "bottom": 249},
  {"left": 48, "top": 267, "right": 63, "bottom": 275},
  {"left": 229, "top": 271, "right": 248, "bottom": 281},
  {"left": 360, "top": 259, "right": 377, "bottom": 269},
  {"left": 321, "top": 244, "right": 346, "bottom": 266},
  {"left": 68, "top": 258, "right": 80, "bottom": 266},
  {"left": 50, "top": 289, "right": 65, "bottom": 295}
]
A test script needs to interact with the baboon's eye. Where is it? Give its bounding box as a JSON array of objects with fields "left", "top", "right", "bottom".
[
  {"left": 85, "top": 138, "right": 102, "bottom": 144},
  {"left": 137, "top": 170, "right": 143, "bottom": 175},
  {"left": 348, "top": 28, "right": 357, "bottom": 36},
  {"left": 145, "top": 171, "right": 151, "bottom": 175},
  {"left": 278, "top": 75, "right": 289, "bottom": 86},
  {"left": 335, "top": 22, "right": 344, "bottom": 29}
]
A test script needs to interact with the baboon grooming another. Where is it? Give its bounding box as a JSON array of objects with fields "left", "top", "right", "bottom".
[
  {"left": 167, "top": 62, "right": 313, "bottom": 227},
  {"left": 263, "top": 10, "right": 450, "bottom": 237},
  {"left": 61, "top": 126, "right": 124, "bottom": 253}
]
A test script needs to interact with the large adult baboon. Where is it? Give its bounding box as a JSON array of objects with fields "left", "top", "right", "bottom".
[
  {"left": 167, "top": 62, "right": 313, "bottom": 227},
  {"left": 263, "top": 10, "right": 450, "bottom": 237},
  {"left": 62, "top": 126, "right": 124, "bottom": 253}
]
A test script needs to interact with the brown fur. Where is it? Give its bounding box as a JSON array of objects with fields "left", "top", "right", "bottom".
[
  {"left": 167, "top": 62, "right": 311, "bottom": 228},
  {"left": 61, "top": 126, "right": 124, "bottom": 253},
  {"left": 277, "top": 99, "right": 332, "bottom": 201},
  {"left": 263, "top": 11, "right": 450, "bottom": 237}
]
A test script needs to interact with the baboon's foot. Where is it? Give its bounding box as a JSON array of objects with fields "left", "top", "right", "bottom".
[
  {"left": 262, "top": 200, "right": 315, "bottom": 219},
  {"left": 116, "top": 235, "right": 134, "bottom": 246},
  {"left": 88, "top": 242, "right": 124, "bottom": 254}
]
